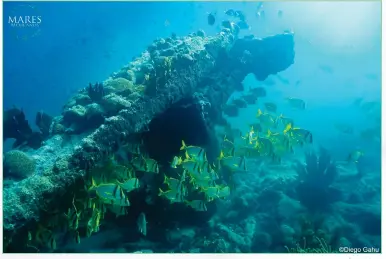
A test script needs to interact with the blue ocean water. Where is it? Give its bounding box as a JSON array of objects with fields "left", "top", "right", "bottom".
[{"left": 3, "top": 1, "right": 382, "bottom": 253}]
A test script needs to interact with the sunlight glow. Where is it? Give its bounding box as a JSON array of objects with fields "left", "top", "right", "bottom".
[{"left": 278, "top": 1, "right": 381, "bottom": 50}]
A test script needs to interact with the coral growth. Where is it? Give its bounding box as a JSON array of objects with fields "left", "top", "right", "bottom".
[
  {"left": 4, "top": 150, "right": 36, "bottom": 180},
  {"left": 293, "top": 148, "right": 341, "bottom": 211},
  {"left": 87, "top": 82, "right": 105, "bottom": 103}
]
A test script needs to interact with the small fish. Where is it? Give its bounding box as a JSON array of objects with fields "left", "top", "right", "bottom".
[
  {"left": 221, "top": 20, "right": 239, "bottom": 34},
  {"left": 240, "top": 94, "right": 258, "bottom": 105},
  {"left": 255, "top": 137, "right": 275, "bottom": 157},
  {"left": 49, "top": 234, "right": 57, "bottom": 250},
  {"left": 131, "top": 156, "right": 148, "bottom": 172},
  {"left": 87, "top": 208, "right": 102, "bottom": 237},
  {"left": 217, "top": 186, "right": 231, "bottom": 199},
  {"left": 234, "top": 146, "right": 260, "bottom": 158},
  {"left": 75, "top": 231, "right": 80, "bottom": 244},
  {"left": 89, "top": 178, "right": 130, "bottom": 207},
  {"left": 286, "top": 97, "right": 306, "bottom": 110},
  {"left": 123, "top": 143, "right": 144, "bottom": 155},
  {"left": 117, "top": 177, "right": 140, "bottom": 192},
  {"left": 164, "top": 175, "right": 182, "bottom": 190},
  {"left": 256, "top": 109, "right": 278, "bottom": 128},
  {"left": 207, "top": 12, "right": 216, "bottom": 26},
  {"left": 28, "top": 231, "right": 32, "bottom": 241},
  {"left": 170, "top": 156, "right": 183, "bottom": 168},
  {"left": 347, "top": 150, "right": 364, "bottom": 163},
  {"left": 223, "top": 104, "right": 239, "bottom": 117},
  {"left": 278, "top": 114, "right": 294, "bottom": 127},
  {"left": 181, "top": 159, "right": 202, "bottom": 176},
  {"left": 180, "top": 140, "right": 207, "bottom": 163},
  {"left": 158, "top": 188, "right": 184, "bottom": 203},
  {"left": 224, "top": 9, "right": 236, "bottom": 16},
  {"left": 318, "top": 64, "right": 334, "bottom": 74},
  {"left": 232, "top": 98, "right": 248, "bottom": 108},
  {"left": 185, "top": 200, "right": 207, "bottom": 211},
  {"left": 218, "top": 152, "right": 247, "bottom": 172},
  {"left": 144, "top": 158, "right": 159, "bottom": 174},
  {"left": 268, "top": 131, "right": 293, "bottom": 157},
  {"left": 132, "top": 156, "right": 159, "bottom": 174},
  {"left": 114, "top": 164, "right": 134, "bottom": 180},
  {"left": 197, "top": 161, "right": 218, "bottom": 180},
  {"left": 278, "top": 10, "right": 283, "bottom": 18},
  {"left": 264, "top": 102, "right": 277, "bottom": 113},
  {"left": 221, "top": 136, "right": 235, "bottom": 156},
  {"left": 256, "top": 10, "right": 266, "bottom": 19},
  {"left": 275, "top": 74, "right": 290, "bottom": 85},
  {"left": 164, "top": 20, "right": 170, "bottom": 27},
  {"left": 106, "top": 205, "right": 128, "bottom": 217},
  {"left": 190, "top": 176, "right": 215, "bottom": 189},
  {"left": 248, "top": 123, "right": 262, "bottom": 133},
  {"left": 241, "top": 127, "right": 258, "bottom": 144},
  {"left": 334, "top": 123, "right": 354, "bottom": 134},
  {"left": 137, "top": 213, "right": 147, "bottom": 236},
  {"left": 201, "top": 186, "right": 220, "bottom": 201},
  {"left": 283, "top": 124, "right": 313, "bottom": 146},
  {"left": 234, "top": 10, "right": 246, "bottom": 20},
  {"left": 249, "top": 87, "right": 266, "bottom": 97},
  {"left": 64, "top": 197, "right": 81, "bottom": 231}
]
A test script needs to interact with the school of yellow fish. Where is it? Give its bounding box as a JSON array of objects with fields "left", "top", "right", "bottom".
[{"left": 25, "top": 87, "right": 371, "bottom": 251}]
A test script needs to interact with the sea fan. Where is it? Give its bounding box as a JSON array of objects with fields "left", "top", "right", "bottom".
[{"left": 293, "top": 147, "right": 341, "bottom": 212}]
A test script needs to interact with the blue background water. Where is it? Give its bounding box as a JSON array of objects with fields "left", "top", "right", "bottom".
[
  {"left": 4, "top": 1, "right": 381, "bottom": 158},
  {"left": 3, "top": 1, "right": 382, "bottom": 252}
]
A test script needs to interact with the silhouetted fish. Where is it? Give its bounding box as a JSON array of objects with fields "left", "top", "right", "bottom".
[{"left": 207, "top": 12, "right": 216, "bottom": 26}]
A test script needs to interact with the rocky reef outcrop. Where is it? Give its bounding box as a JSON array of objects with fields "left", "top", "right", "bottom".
[{"left": 3, "top": 29, "right": 295, "bottom": 252}]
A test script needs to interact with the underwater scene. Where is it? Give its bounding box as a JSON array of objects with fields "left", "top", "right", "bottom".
[{"left": 2, "top": 0, "right": 382, "bottom": 254}]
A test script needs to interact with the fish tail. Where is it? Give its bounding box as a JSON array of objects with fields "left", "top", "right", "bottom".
[
  {"left": 256, "top": 109, "right": 262, "bottom": 117},
  {"left": 158, "top": 188, "right": 164, "bottom": 196},
  {"left": 180, "top": 140, "right": 187, "bottom": 150},
  {"left": 283, "top": 123, "right": 292, "bottom": 134}
]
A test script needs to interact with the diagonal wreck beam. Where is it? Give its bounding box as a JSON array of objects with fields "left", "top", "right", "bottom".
[{"left": 3, "top": 29, "right": 294, "bottom": 250}]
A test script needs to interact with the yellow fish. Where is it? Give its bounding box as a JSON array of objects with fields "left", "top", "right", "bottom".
[
  {"left": 180, "top": 140, "right": 207, "bottom": 163},
  {"left": 185, "top": 200, "right": 207, "bottom": 211},
  {"left": 286, "top": 97, "right": 306, "bottom": 110},
  {"left": 347, "top": 150, "right": 364, "bottom": 163}
]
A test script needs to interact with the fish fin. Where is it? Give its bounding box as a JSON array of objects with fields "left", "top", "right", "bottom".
[
  {"left": 256, "top": 109, "right": 262, "bottom": 117},
  {"left": 185, "top": 151, "right": 191, "bottom": 160},
  {"left": 180, "top": 140, "right": 186, "bottom": 150},
  {"left": 283, "top": 123, "right": 292, "bottom": 134}
]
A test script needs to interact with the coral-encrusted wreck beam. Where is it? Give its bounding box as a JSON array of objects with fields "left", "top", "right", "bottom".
[{"left": 3, "top": 30, "right": 294, "bottom": 244}]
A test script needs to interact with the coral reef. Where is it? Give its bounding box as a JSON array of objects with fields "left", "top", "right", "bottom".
[
  {"left": 3, "top": 29, "right": 296, "bottom": 252},
  {"left": 3, "top": 150, "right": 36, "bottom": 180},
  {"left": 4, "top": 107, "right": 53, "bottom": 150},
  {"left": 3, "top": 107, "right": 33, "bottom": 148}
]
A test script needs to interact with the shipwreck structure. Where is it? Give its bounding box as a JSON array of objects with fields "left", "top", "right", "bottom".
[{"left": 3, "top": 28, "right": 295, "bottom": 252}]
